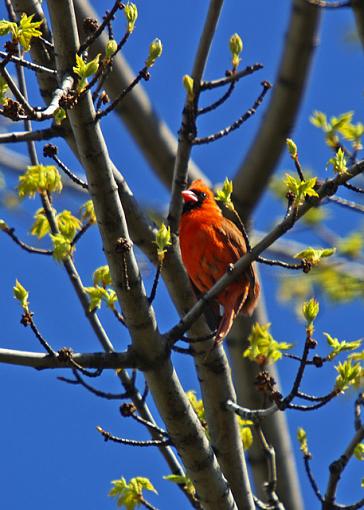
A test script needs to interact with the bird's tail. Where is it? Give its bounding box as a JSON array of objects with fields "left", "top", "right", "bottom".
[{"left": 214, "top": 286, "right": 250, "bottom": 346}]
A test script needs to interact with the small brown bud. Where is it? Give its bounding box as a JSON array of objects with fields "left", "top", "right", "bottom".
[
  {"left": 43, "top": 144, "right": 58, "bottom": 158},
  {"left": 312, "top": 355, "right": 324, "bottom": 368},
  {"left": 83, "top": 17, "right": 99, "bottom": 35},
  {"left": 120, "top": 403, "right": 137, "bottom": 416}
]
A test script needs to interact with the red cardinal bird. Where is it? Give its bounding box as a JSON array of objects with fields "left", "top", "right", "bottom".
[{"left": 179, "top": 179, "right": 260, "bottom": 344}]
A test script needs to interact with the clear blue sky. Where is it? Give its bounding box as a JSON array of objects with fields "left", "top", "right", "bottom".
[{"left": 0, "top": 1, "right": 363, "bottom": 509}]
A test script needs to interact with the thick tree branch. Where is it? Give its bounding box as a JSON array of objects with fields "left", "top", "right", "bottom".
[
  {"left": 324, "top": 425, "right": 364, "bottom": 510},
  {"left": 46, "top": 3, "right": 236, "bottom": 508},
  {"left": 0, "top": 348, "right": 136, "bottom": 369},
  {"left": 73, "top": 0, "right": 207, "bottom": 189},
  {"left": 352, "top": 0, "right": 364, "bottom": 50}
]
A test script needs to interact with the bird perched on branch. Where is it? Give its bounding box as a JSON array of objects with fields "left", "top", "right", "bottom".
[{"left": 179, "top": 179, "right": 260, "bottom": 345}]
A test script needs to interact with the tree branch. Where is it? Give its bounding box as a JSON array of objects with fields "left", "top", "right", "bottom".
[
  {"left": 233, "top": 0, "right": 321, "bottom": 221},
  {"left": 46, "top": 2, "right": 237, "bottom": 508},
  {"left": 0, "top": 348, "right": 136, "bottom": 369}
]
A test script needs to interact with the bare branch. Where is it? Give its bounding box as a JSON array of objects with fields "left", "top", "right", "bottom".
[
  {"left": 0, "top": 126, "right": 65, "bottom": 143},
  {"left": 192, "top": 81, "right": 271, "bottom": 145},
  {"left": 200, "top": 63, "right": 263, "bottom": 90},
  {"left": 234, "top": 0, "right": 320, "bottom": 221},
  {"left": 324, "top": 425, "right": 364, "bottom": 509},
  {"left": 0, "top": 348, "right": 137, "bottom": 369},
  {"left": 74, "top": 0, "right": 207, "bottom": 189}
]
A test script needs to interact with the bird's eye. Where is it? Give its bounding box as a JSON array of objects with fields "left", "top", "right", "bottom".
[{"left": 200, "top": 192, "right": 206, "bottom": 199}]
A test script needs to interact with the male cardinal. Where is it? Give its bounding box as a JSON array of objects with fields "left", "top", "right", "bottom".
[{"left": 179, "top": 179, "right": 260, "bottom": 344}]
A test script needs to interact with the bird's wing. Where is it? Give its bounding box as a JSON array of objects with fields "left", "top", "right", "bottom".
[{"left": 215, "top": 218, "right": 260, "bottom": 315}]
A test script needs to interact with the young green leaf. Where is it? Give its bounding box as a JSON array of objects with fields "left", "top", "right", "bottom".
[
  {"left": 215, "top": 178, "right": 234, "bottom": 210},
  {"left": 109, "top": 476, "right": 157, "bottom": 509},
  {"left": 15, "top": 13, "right": 43, "bottom": 51},
  {"left": 93, "top": 265, "right": 112, "bottom": 288},
  {"left": 18, "top": 165, "right": 62, "bottom": 198},
  {"left": 56, "top": 210, "right": 82, "bottom": 241},
  {"left": 0, "top": 76, "right": 8, "bottom": 105},
  {"left": 335, "top": 360, "right": 363, "bottom": 391},
  {"left": 328, "top": 147, "right": 348, "bottom": 175},
  {"left": 53, "top": 107, "right": 66, "bottom": 126},
  {"left": 30, "top": 208, "right": 51, "bottom": 239},
  {"left": 80, "top": 200, "right": 96, "bottom": 224},
  {"left": 50, "top": 233, "right": 73, "bottom": 262},
  {"left": 354, "top": 443, "right": 364, "bottom": 461},
  {"left": 284, "top": 174, "right": 319, "bottom": 206},
  {"left": 13, "top": 279, "right": 29, "bottom": 310},
  {"left": 324, "top": 332, "right": 362, "bottom": 360},
  {"left": 238, "top": 418, "right": 253, "bottom": 450},
  {"left": 337, "top": 232, "right": 363, "bottom": 258},
  {"left": 73, "top": 53, "right": 101, "bottom": 91},
  {"left": 294, "top": 247, "right": 336, "bottom": 266},
  {"left": 243, "top": 322, "right": 292, "bottom": 365},
  {"left": 163, "top": 474, "right": 196, "bottom": 497}
]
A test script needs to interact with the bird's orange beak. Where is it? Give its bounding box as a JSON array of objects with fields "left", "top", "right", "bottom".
[{"left": 181, "top": 190, "right": 198, "bottom": 203}]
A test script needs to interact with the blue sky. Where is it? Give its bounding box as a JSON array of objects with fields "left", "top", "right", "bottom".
[{"left": 0, "top": 1, "right": 363, "bottom": 509}]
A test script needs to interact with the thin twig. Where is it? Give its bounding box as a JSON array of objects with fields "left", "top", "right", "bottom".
[
  {"left": 200, "top": 63, "right": 263, "bottom": 90},
  {"left": 303, "top": 455, "right": 324, "bottom": 503},
  {"left": 343, "top": 181, "right": 364, "bottom": 194},
  {"left": 255, "top": 422, "right": 285, "bottom": 510},
  {"left": 287, "top": 391, "right": 338, "bottom": 411},
  {"left": 96, "top": 67, "right": 148, "bottom": 121},
  {"left": 257, "top": 256, "right": 305, "bottom": 270},
  {"left": 0, "top": 126, "right": 64, "bottom": 143},
  {"left": 58, "top": 369, "right": 129, "bottom": 399},
  {"left": 305, "top": 0, "right": 351, "bottom": 6},
  {"left": 198, "top": 80, "right": 236, "bottom": 116},
  {"left": 225, "top": 399, "right": 278, "bottom": 421},
  {"left": 148, "top": 262, "right": 162, "bottom": 304},
  {"left": 128, "top": 412, "right": 169, "bottom": 437},
  {"left": 280, "top": 331, "right": 314, "bottom": 409},
  {"left": 192, "top": 81, "right": 271, "bottom": 145},
  {"left": 23, "top": 311, "right": 57, "bottom": 356},
  {"left": 111, "top": 306, "right": 127, "bottom": 326},
  {"left": 327, "top": 195, "right": 364, "bottom": 213},
  {"left": 354, "top": 393, "right": 364, "bottom": 431},
  {"left": 96, "top": 426, "right": 172, "bottom": 447},
  {"left": 0, "top": 51, "right": 56, "bottom": 74},
  {"left": 1, "top": 226, "right": 53, "bottom": 255},
  {"left": 79, "top": 1, "right": 124, "bottom": 54},
  {"left": 0, "top": 64, "right": 35, "bottom": 117},
  {"left": 71, "top": 222, "right": 92, "bottom": 246},
  {"left": 44, "top": 148, "right": 88, "bottom": 190}
]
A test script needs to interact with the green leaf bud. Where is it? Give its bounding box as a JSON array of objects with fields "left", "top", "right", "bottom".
[
  {"left": 13, "top": 279, "right": 29, "bottom": 310},
  {"left": 145, "top": 38, "right": 163, "bottom": 68},
  {"left": 124, "top": 3, "right": 138, "bottom": 33},
  {"left": 183, "top": 74, "right": 194, "bottom": 103},
  {"left": 229, "top": 33, "right": 243, "bottom": 68},
  {"left": 302, "top": 298, "right": 319, "bottom": 324},
  {"left": 105, "top": 39, "right": 118, "bottom": 59},
  {"left": 286, "top": 138, "right": 298, "bottom": 159}
]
